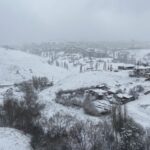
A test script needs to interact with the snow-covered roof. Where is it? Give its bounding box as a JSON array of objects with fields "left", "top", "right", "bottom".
[
  {"left": 108, "top": 88, "right": 117, "bottom": 93},
  {"left": 117, "top": 93, "right": 132, "bottom": 99},
  {"left": 118, "top": 64, "right": 135, "bottom": 67},
  {"left": 90, "top": 89, "right": 107, "bottom": 95},
  {"left": 135, "top": 66, "right": 150, "bottom": 70}
]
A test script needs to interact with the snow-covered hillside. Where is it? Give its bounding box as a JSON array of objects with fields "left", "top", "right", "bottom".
[
  {"left": 0, "top": 48, "right": 69, "bottom": 85},
  {"left": 127, "top": 94, "right": 150, "bottom": 128},
  {"left": 0, "top": 128, "right": 31, "bottom": 150},
  {"left": 1, "top": 47, "right": 150, "bottom": 128}
]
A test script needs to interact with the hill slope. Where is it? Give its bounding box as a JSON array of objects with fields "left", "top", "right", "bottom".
[{"left": 0, "top": 48, "right": 69, "bottom": 84}]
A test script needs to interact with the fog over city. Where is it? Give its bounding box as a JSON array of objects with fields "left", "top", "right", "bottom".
[{"left": 0, "top": 0, "right": 150, "bottom": 44}]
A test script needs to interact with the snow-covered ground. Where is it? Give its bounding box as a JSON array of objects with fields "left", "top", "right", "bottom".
[
  {"left": 0, "top": 48, "right": 69, "bottom": 85},
  {"left": 39, "top": 69, "right": 144, "bottom": 123},
  {"left": 127, "top": 94, "right": 150, "bottom": 128},
  {"left": 39, "top": 88, "right": 100, "bottom": 123},
  {"left": 1, "top": 47, "right": 150, "bottom": 128},
  {"left": 0, "top": 128, "right": 31, "bottom": 150}
]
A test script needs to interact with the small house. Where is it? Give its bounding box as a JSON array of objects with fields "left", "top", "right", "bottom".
[
  {"left": 95, "top": 84, "right": 109, "bottom": 90},
  {"left": 144, "top": 91, "right": 150, "bottom": 95},
  {"left": 129, "top": 67, "right": 150, "bottom": 77},
  {"left": 145, "top": 73, "right": 150, "bottom": 79},
  {"left": 88, "top": 89, "right": 107, "bottom": 99},
  {"left": 108, "top": 88, "right": 117, "bottom": 95},
  {"left": 115, "top": 93, "right": 135, "bottom": 104},
  {"left": 118, "top": 65, "right": 135, "bottom": 70}
]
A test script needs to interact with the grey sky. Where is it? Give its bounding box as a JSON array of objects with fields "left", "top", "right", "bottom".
[{"left": 0, "top": 0, "right": 150, "bottom": 44}]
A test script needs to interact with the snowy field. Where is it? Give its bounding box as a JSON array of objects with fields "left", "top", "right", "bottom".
[
  {"left": 0, "top": 128, "right": 31, "bottom": 150},
  {"left": 0, "top": 48, "right": 69, "bottom": 85},
  {"left": 127, "top": 94, "right": 150, "bottom": 128}
]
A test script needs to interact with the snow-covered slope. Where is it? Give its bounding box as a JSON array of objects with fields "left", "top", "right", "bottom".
[
  {"left": 127, "top": 94, "right": 150, "bottom": 128},
  {"left": 54, "top": 71, "right": 134, "bottom": 91},
  {"left": 0, "top": 48, "right": 69, "bottom": 84},
  {"left": 0, "top": 128, "right": 31, "bottom": 150},
  {"left": 39, "top": 70, "right": 139, "bottom": 122},
  {"left": 1, "top": 47, "right": 150, "bottom": 128}
]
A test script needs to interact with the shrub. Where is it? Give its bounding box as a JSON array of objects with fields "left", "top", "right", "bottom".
[
  {"left": 67, "top": 120, "right": 117, "bottom": 150},
  {"left": 1, "top": 83, "right": 45, "bottom": 133},
  {"left": 31, "top": 113, "right": 74, "bottom": 150},
  {"left": 55, "top": 89, "right": 86, "bottom": 107},
  {"left": 135, "top": 85, "right": 144, "bottom": 93},
  {"left": 111, "top": 105, "right": 145, "bottom": 150},
  {"left": 118, "top": 118, "right": 145, "bottom": 150},
  {"left": 129, "top": 88, "right": 139, "bottom": 99},
  {"left": 16, "top": 76, "right": 53, "bottom": 92},
  {"left": 32, "top": 76, "right": 53, "bottom": 90}
]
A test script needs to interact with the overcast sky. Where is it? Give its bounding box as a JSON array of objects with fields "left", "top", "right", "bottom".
[{"left": 0, "top": 0, "right": 150, "bottom": 44}]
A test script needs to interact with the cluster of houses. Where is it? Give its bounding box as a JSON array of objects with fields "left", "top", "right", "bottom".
[
  {"left": 84, "top": 85, "right": 136, "bottom": 115},
  {"left": 118, "top": 64, "right": 135, "bottom": 70},
  {"left": 117, "top": 63, "right": 150, "bottom": 79},
  {"left": 129, "top": 66, "right": 150, "bottom": 78},
  {"left": 55, "top": 83, "right": 137, "bottom": 116},
  {"left": 88, "top": 86, "right": 135, "bottom": 105}
]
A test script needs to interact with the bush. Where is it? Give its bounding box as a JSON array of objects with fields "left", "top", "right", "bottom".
[
  {"left": 16, "top": 76, "right": 53, "bottom": 92},
  {"left": 32, "top": 76, "right": 53, "bottom": 90},
  {"left": 128, "top": 85, "right": 144, "bottom": 100},
  {"left": 119, "top": 118, "right": 145, "bottom": 150},
  {"left": 111, "top": 105, "right": 145, "bottom": 150},
  {"left": 67, "top": 120, "right": 117, "bottom": 150},
  {"left": 31, "top": 113, "right": 147, "bottom": 150},
  {"left": 1, "top": 83, "right": 45, "bottom": 133},
  {"left": 135, "top": 85, "right": 144, "bottom": 93},
  {"left": 47, "top": 113, "right": 73, "bottom": 139},
  {"left": 129, "top": 88, "right": 139, "bottom": 99},
  {"left": 31, "top": 113, "right": 74, "bottom": 150},
  {"left": 55, "top": 89, "right": 86, "bottom": 107}
]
